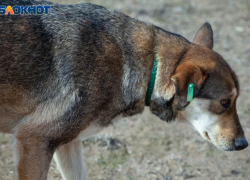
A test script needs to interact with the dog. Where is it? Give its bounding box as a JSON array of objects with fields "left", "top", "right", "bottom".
[{"left": 0, "top": 0, "right": 248, "bottom": 179}]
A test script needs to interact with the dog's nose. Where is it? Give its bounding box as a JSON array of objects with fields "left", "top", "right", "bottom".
[{"left": 234, "top": 138, "right": 248, "bottom": 150}]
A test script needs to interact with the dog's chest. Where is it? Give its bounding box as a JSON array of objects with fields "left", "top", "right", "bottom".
[
  {"left": 78, "top": 124, "right": 104, "bottom": 141},
  {"left": 77, "top": 113, "right": 126, "bottom": 141}
]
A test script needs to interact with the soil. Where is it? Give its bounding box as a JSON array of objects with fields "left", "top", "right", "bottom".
[{"left": 1, "top": 0, "right": 250, "bottom": 180}]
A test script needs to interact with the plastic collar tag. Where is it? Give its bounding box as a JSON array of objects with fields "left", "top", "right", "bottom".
[{"left": 187, "top": 83, "right": 194, "bottom": 102}]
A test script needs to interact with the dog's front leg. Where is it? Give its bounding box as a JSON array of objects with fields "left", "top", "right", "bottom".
[
  {"left": 13, "top": 134, "right": 54, "bottom": 180},
  {"left": 54, "top": 140, "right": 87, "bottom": 180}
]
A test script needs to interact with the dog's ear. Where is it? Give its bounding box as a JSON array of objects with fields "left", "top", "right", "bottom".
[
  {"left": 171, "top": 63, "right": 208, "bottom": 108},
  {"left": 193, "top": 22, "right": 213, "bottom": 49}
]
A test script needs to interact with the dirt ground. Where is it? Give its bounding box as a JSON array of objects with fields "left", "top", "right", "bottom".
[{"left": 1, "top": 0, "right": 250, "bottom": 179}]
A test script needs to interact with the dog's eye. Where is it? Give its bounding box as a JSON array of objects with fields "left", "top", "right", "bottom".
[{"left": 221, "top": 99, "right": 231, "bottom": 108}]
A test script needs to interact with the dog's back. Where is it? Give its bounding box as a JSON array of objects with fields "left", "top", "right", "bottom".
[{"left": 0, "top": 1, "right": 151, "bottom": 136}]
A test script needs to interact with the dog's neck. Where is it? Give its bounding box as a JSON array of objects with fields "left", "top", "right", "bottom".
[
  {"left": 152, "top": 27, "right": 190, "bottom": 102},
  {"left": 123, "top": 24, "right": 190, "bottom": 116}
]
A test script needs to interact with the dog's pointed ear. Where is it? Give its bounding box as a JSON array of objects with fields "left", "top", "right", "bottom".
[
  {"left": 171, "top": 63, "right": 208, "bottom": 108},
  {"left": 193, "top": 22, "right": 213, "bottom": 49}
]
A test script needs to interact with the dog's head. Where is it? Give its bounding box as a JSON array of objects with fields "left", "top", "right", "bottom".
[{"left": 150, "top": 23, "right": 248, "bottom": 151}]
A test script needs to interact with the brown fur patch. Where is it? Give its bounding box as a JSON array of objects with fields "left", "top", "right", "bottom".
[
  {"left": 0, "top": 85, "right": 35, "bottom": 133},
  {"left": 132, "top": 22, "right": 155, "bottom": 63}
]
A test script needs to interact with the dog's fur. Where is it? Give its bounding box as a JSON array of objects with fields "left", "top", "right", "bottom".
[{"left": 0, "top": 0, "right": 248, "bottom": 179}]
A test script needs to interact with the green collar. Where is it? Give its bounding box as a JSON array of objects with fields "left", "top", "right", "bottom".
[{"left": 145, "top": 60, "right": 157, "bottom": 106}]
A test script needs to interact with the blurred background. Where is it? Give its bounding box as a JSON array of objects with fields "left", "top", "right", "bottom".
[{"left": 0, "top": 0, "right": 250, "bottom": 179}]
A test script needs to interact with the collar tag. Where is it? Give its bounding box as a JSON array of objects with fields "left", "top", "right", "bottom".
[{"left": 187, "top": 83, "right": 194, "bottom": 102}]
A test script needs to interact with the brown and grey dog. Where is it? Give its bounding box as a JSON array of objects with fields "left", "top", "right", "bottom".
[{"left": 0, "top": 0, "right": 248, "bottom": 179}]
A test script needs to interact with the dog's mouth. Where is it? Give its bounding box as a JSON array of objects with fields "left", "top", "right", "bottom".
[
  {"left": 202, "top": 131, "right": 249, "bottom": 151},
  {"left": 202, "top": 132, "right": 232, "bottom": 151}
]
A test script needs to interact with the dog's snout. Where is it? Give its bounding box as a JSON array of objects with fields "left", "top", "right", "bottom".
[{"left": 234, "top": 138, "right": 248, "bottom": 150}]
